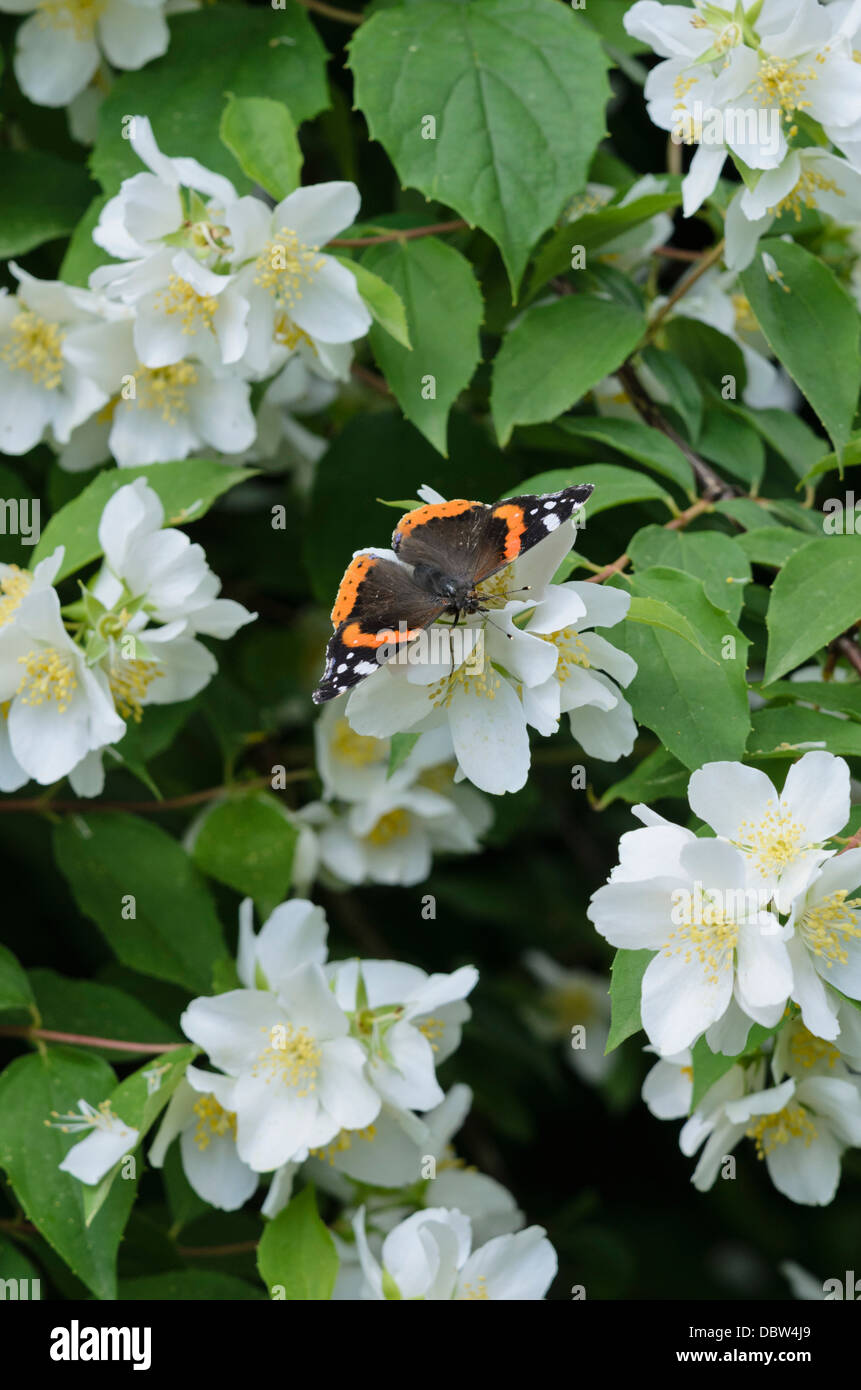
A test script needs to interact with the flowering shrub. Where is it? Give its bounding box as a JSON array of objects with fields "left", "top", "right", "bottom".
[{"left": 2, "top": 0, "right": 861, "bottom": 1309}]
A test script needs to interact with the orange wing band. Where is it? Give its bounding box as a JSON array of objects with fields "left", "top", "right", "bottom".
[
  {"left": 330, "top": 554, "right": 378, "bottom": 625},
  {"left": 395, "top": 499, "right": 476, "bottom": 538},
  {"left": 492, "top": 503, "right": 526, "bottom": 560}
]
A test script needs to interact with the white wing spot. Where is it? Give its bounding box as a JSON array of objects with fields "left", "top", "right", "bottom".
[{"left": 543, "top": 513, "right": 561, "bottom": 531}]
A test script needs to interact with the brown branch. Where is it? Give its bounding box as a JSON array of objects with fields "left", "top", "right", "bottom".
[
  {"left": 329, "top": 219, "right": 468, "bottom": 248},
  {"left": 834, "top": 634, "right": 861, "bottom": 679},
  {"left": 838, "top": 826, "right": 861, "bottom": 855},
  {"left": 646, "top": 238, "right": 726, "bottom": 339},
  {"left": 351, "top": 362, "right": 391, "bottom": 396},
  {"left": 0, "top": 1026, "right": 184, "bottom": 1053},
  {"left": 652, "top": 246, "right": 705, "bottom": 263},
  {"left": 615, "top": 361, "right": 738, "bottom": 503},
  {"left": 295, "top": 0, "right": 362, "bottom": 24},
  {"left": 0, "top": 771, "right": 313, "bottom": 816},
  {"left": 586, "top": 498, "right": 713, "bottom": 585}
]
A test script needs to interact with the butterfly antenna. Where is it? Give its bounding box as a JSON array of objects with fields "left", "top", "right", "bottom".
[{"left": 478, "top": 610, "right": 513, "bottom": 640}]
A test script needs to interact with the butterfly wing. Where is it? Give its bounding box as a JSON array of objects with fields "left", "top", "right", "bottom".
[
  {"left": 392, "top": 486, "right": 594, "bottom": 587},
  {"left": 472, "top": 484, "right": 595, "bottom": 583},
  {"left": 312, "top": 553, "right": 448, "bottom": 704}
]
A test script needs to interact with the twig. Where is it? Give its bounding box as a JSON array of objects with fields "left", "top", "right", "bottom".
[
  {"left": 652, "top": 246, "right": 705, "bottom": 263},
  {"left": 646, "top": 238, "right": 726, "bottom": 340},
  {"left": 0, "top": 1026, "right": 184, "bottom": 1053},
  {"left": 330, "top": 219, "right": 468, "bottom": 248},
  {"left": 586, "top": 498, "right": 714, "bottom": 585},
  {"left": 351, "top": 362, "right": 391, "bottom": 396},
  {"left": 296, "top": 0, "right": 362, "bottom": 24},
  {"left": 615, "top": 361, "right": 738, "bottom": 502},
  {"left": 838, "top": 825, "right": 861, "bottom": 855},
  {"left": 0, "top": 771, "right": 313, "bottom": 815},
  {"left": 834, "top": 634, "right": 861, "bottom": 679}
]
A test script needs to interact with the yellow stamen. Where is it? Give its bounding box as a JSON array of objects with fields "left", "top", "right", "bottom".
[
  {"left": 746, "top": 1102, "right": 818, "bottom": 1157},
  {"left": 193, "top": 1093, "right": 237, "bottom": 1151},
  {"left": 17, "top": 647, "right": 77, "bottom": 713},
  {"left": 0, "top": 566, "right": 32, "bottom": 627},
  {"left": 252, "top": 1023, "right": 321, "bottom": 1096},
  {"left": 154, "top": 275, "right": 219, "bottom": 337},
  {"left": 1, "top": 311, "right": 65, "bottom": 389}
]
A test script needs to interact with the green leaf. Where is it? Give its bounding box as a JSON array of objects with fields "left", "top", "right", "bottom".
[
  {"left": 639, "top": 345, "right": 702, "bottom": 443},
  {"left": 695, "top": 409, "right": 765, "bottom": 491},
  {"left": 28, "top": 970, "right": 180, "bottom": 1061},
  {"left": 628, "top": 526, "right": 752, "bottom": 622},
  {"left": 626, "top": 596, "right": 719, "bottom": 661},
  {"left": 734, "top": 527, "right": 815, "bottom": 568},
  {"left": 0, "top": 944, "right": 35, "bottom": 1019},
  {"left": 348, "top": 0, "right": 611, "bottom": 290},
  {"left": 662, "top": 317, "right": 747, "bottom": 398},
  {"left": 764, "top": 535, "right": 861, "bottom": 682},
  {"left": 609, "top": 567, "right": 751, "bottom": 769},
  {"left": 556, "top": 416, "right": 694, "bottom": 493},
  {"left": 388, "top": 732, "right": 420, "bottom": 779},
  {"left": 740, "top": 240, "right": 861, "bottom": 455},
  {"left": 800, "top": 431, "right": 861, "bottom": 485},
  {"left": 362, "top": 238, "right": 482, "bottom": 454},
  {"left": 219, "top": 95, "right": 303, "bottom": 200},
  {"left": 191, "top": 793, "right": 298, "bottom": 912},
  {"left": 91, "top": 6, "right": 329, "bottom": 195},
  {"left": 108, "top": 1046, "right": 197, "bottom": 1135},
  {"left": 505, "top": 462, "right": 673, "bottom": 520},
  {"left": 758, "top": 679, "right": 861, "bottom": 720},
  {"left": 59, "top": 195, "right": 114, "bottom": 288},
  {"left": 33, "top": 459, "right": 255, "bottom": 581},
  {"left": 0, "top": 1049, "right": 135, "bottom": 1300},
  {"left": 596, "top": 746, "right": 689, "bottom": 810},
  {"left": 53, "top": 814, "right": 225, "bottom": 993},
  {"left": 734, "top": 405, "right": 827, "bottom": 481},
  {"left": 527, "top": 189, "right": 680, "bottom": 297},
  {"left": 606, "top": 949, "right": 653, "bottom": 1053},
  {"left": 492, "top": 296, "right": 645, "bottom": 446},
  {"left": 0, "top": 151, "right": 96, "bottom": 259},
  {"left": 333, "top": 256, "right": 410, "bottom": 348},
  {"left": 257, "top": 1185, "right": 338, "bottom": 1300},
  {"left": 748, "top": 706, "right": 861, "bottom": 759}
]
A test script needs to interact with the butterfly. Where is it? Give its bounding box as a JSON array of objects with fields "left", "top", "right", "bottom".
[{"left": 312, "top": 484, "right": 594, "bottom": 704}]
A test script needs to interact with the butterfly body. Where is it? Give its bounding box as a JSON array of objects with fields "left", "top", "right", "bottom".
[{"left": 312, "top": 484, "right": 594, "bottom": 704}]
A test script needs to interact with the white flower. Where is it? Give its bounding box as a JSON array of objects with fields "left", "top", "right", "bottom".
[
  {"left": 353, "top": 1206, "right": 557, "bottom": 1300},
  {"left": 149, "top": 1072, "right": 258, "bottom": 1212},
  {"left": 328, "top": 959, "right": 477, "bottom": 1112},
  {"left": 682, "top": 1065, "right": 861, "bottom": 1204},
  {"left": 588, "top": 830, "right": 790, "bottom": 1055},
  {"left": 0, "top": 267, "right": 119, "bottom": 456},
  {"left": 62, "top": 319, "right": 257, "bottom": 467},
  {"left": 628, "top": 0, "right": 861, "bottom": 215},
  {"left": 92, "top": 478, "right": 255, "bottom": 637},
  {"left": 180, "top": 963, "right": 380, "bottom": 1171},
  {"left": 93, "top": 247, "right": 250, "bottom": 371},
  {"left": 4, "top": 0, "right": 171, "bottom": 108},
  {"left": 523, "top": 951, "right": 613, "bottom": 1084},
  {"left": 520, "top": 581, "right": 638, "bottom": 761},
  {"left": 235, "top": 896, "right": 328, "bottom": 991},
  {"left": 641, "top": 1046, "right": 694, "bottom": 1119},
  {"left": 725, "top": 149, "right": 861, "bottom": 270},
  {"left": 688, "top": 751, "right": 850, "bottom": 912},
  {"left": 54, "top": 1098, "right": 140, "bottom": 1185},
  {"left": 228, "top": 182, "right": 372, "bottom": 376},
  {"left": 345, "top": 502, "right": 594, "bottom": 795},
  {"left": 0, "top": 584, "right": 125, "bottom": 785},
  {"left": 92, "top": 115, "right": 238, "bottom": 263},
  {"left": 783, "top": 850, "right": 861, "bottom": 1040}
]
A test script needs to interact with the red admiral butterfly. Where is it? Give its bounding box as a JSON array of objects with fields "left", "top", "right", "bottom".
[{"left": 312, "top": 484, "right": 594, "bottom": 704}]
